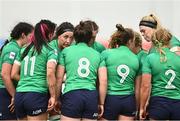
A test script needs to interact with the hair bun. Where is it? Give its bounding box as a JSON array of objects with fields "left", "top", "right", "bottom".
[
  {"left": 80, "top": 21, "right": 84, "bottom": 26},
  {"left": 116, "top": 24, "right": 125, "bottom": 32},
  {"left": 150, "top": 14, "right": 154, "bottom": 17}
]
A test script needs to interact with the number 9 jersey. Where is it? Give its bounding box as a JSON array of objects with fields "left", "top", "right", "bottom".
[
  {"left": 142, "top": 48, "right": 180, "bottom": 99},
  {"left": 101, "top": 46, "right": 139, "bottom": 95}
]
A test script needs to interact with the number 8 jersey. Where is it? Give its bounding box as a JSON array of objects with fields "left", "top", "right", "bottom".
[
  {"left": 58, "top": 43, "right": 104, "bottom": 94},
  {"left": 101, "top": 46, "right": 139, "bottom": 95},
  {"left": 142, "top": 48, "right": 180, "bottom": 99}
]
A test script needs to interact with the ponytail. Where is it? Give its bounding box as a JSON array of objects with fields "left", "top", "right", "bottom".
[{"left": 152, "top": 28, "right": 172, "bottom": 62}]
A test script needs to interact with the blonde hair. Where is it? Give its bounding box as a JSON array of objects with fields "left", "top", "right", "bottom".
[
  {"left": 152, "top": 28, "right": 172, "bottom": 62},
  {"left": 139, "top": 14, "right": 162, "bottom": 29}
]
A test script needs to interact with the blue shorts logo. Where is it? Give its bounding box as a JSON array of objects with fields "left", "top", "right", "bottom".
[{"left": 32, "top": 109, "right": 42, "bottom": 115}]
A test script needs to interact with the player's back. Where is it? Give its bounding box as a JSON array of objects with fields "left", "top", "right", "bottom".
[{"left": 60, "top": 43, "right": 101, "bottom": 94}]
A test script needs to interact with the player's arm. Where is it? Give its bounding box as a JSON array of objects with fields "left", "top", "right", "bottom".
[
  {"left": 2, "top": 63, "right": 15, "bottom": 97},
  {"left": 2, "top": 63, "right": 16, "bottom": 113},
  {"left": 11, "top": 60, "right": 21, "bottom": 81},
  {"left": 139, "top": 73, "right": 151, "bottom": 120},
  {"left": 47, "top": 60, "right": 57, "bottom": 111},
  {"left": 56, "top": 65, "right": 65, "bottom": 99},
  {"left": 98, "top": 66, "right": 107, "bottom": 118},
  {"left": 135, "top": 75, "right": 141, "bottom": 111}
]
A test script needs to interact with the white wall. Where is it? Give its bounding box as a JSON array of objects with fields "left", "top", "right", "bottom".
[
  {"left": 0, "top": 0, "right": 2, "bottom": 38},
  {"left": 0, "top": 0, "right": 180, "bottom": 41}
]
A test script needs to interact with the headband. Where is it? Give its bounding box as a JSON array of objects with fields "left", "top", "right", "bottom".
[
  {"left": 139, "top": 20, "right": 157, "bottom": 28},
  {"left": 59, "top": 29, "right": 74, "bottom": 35}
]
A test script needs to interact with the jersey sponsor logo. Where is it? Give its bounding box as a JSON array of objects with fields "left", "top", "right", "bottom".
[
  {"left": 32, "top": 109, "right": 42, "bottom": 115},
  {"left": 9, "top": 52, "right": 15, "bottom": 59}
]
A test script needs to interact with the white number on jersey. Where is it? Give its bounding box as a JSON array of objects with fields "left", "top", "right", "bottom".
[
  {"left": 77, "top": 57, "right": 90, "bottom": 77},
  {"left": 165, "top": 69, "right": 176, "bottom": 89},
  {"left": 117, "top": 64, "right": 130, "bottom": 84},
  {"left": 24, "top": 56, "right": 36, "bottom": 76}
]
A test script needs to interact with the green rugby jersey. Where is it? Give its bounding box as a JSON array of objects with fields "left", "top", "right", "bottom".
[
  {"left": 91, "top": 41, "right": 106, "bottom": 53},
  {"left": 142, "top": 48, "right": 180, "bottom": 99},
  {"left": 49, "top": 39, "right": 59, "bottom": 51},
  {"left": 170, "top": 36, "right": 180, "bottom": 47},
  {"left": 15, "top": 45, "right": 58, "bottom": 93},
  {"left": 59, "top": 43, "right": 104, "bottom": 94},
  {"left": 137, "top": 50, "right": 148, "bottom": 75},
  {"left": 149, "top": 35, "right": 180, "bottom": 53},
  {"left": 49, "top": 39, "right": 62, "bottom": 58},
  {"left": 101, "top": 46, "right": 139, "bottom": 95},
  {"left": 0, "top": 40, "right": 20, "bottom": 88}
]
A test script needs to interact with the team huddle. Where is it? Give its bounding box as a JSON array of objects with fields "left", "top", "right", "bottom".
[{"left": 0, "top": 14, "right": 180, "bottom": 121}]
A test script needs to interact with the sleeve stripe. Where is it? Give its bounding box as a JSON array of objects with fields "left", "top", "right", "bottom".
[
  {"left": 14, "top": 60, "right": 21, "bottom": 65},
  {"left": 48, "top": 59, "right": 57, "bottom": 64}
]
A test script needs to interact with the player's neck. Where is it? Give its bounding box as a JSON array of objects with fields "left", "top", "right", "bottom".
[{"left": 16, "top": 39, "right": 24, "bottom": 47}]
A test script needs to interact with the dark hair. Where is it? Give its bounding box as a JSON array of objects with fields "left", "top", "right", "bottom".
[
  {"left": 21, "top": 20, "right": 56, "bottom": 60},
  {"left": 134, "top": 31, "right": 142, "bottom": 47},
  {"left": 84, "top": 20, "right": 99, "bottom": 31},
  {"left": 74, "top": 21, "right": 93, "bottom": 44},
  {"left": 10, "top": 22, "right": 34, "bottom": 40},
  {"left": 55, "top": 22, "right": 74, "bottom": 38},
  {"left": 109, "top": 24, "right": 134, "bottom": 48},
  {"left": 0, "top": 22, "right": 33, "bottom": 55}
]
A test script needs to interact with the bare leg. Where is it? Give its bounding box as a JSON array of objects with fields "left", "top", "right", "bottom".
[
  {"left": 27, "top": 112, "right": 48, "bottom": 121},
  {"left": 18, "top": 116, "right": 27, "bottom": 121},
  {"left": 118, "top": 115, "right": 134, "bottom": 121},
  {"left": 97, "top": 117, "right": 108, "bottom": 121},
  {"left": 82, "top": 118, "right": 97, "bottom": 121},
  {"left": 149, "top": 118, "right": 159, "bottom": 121},
  {"left": 61, "top": 114, "right": 80, "bottom": 121}
]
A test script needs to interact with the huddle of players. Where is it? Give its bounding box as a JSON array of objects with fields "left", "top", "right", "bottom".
[{"left": 0, "top": 14, "right": 180, "bottom": 121}]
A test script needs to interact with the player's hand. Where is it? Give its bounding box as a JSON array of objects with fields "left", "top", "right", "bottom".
[
  {"left": 98, "top": 104, "right": 104, "bottom": 119},
  {"left": 8, "top": 97, "right": 15, "bottom": 113},
  {"left": 47, "top": 97, "right": 55, "bottom": 111},
  {"left": 54, "top": 100, "right": 61, "bottom": 114},
  {"left": 139, "top": 109, "right": 146, "bottom": 120}
]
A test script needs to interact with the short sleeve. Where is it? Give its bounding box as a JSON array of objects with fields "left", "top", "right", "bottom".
[
  {"left": 137, "top": 53, "right": 148, "bottom": 75},
  {"left": 3, "top": 50, "right": 17, "bottom": 65},
  {"left": 142, "top": 55, "right": 152, "bottom": 74},
  {"left": 99, "top": 53, "right": 106, "bottom": 67},
  {"left": 58, "top": 50, "right": 65, "bottom": 66},
  {"left": 47, "top": 49, "right": 58, "bottom": 64},
  {"left": 14, "top": 50, "right": 21, "bottom": 65}
]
